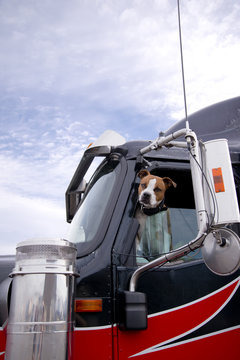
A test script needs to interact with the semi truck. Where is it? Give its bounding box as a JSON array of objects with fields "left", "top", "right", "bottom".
[{"left": 0, "top": 96, "right": 240, "bottom": 359}]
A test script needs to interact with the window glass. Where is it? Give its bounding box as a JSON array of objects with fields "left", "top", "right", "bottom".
[
  {"left": 169, "top": 208, "right": 198, "bottom": 249},
  {"left": 137, "top": 210, "right": 172, "bottom": 260},
  {"left": 137, "top": 207, "right": 199, "bottom": 263},
  {"left": 68, "top": 159, "right": 119, "bottom": 245}
]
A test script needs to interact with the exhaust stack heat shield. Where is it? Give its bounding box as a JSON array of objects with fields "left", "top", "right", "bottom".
[{"left": 5, "top": 239, "right": 77, "bottom": 360}]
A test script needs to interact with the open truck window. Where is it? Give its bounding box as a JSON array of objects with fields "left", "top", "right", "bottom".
[{"left": 135, "top": 167, "right": 200, "bottom": 264}]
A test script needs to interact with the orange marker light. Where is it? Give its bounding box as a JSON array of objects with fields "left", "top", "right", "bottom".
[
  {"left": 75, "top": 299, "right": 103, "bottom": 313},
  {"left": 212, "top": 168, "right": 225, "bottom": 193},
  {"left": 86, "top": 142, "right": 93, "bottom": 149}
]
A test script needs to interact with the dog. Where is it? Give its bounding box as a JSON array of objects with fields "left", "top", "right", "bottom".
[{"left": 135, "top": 169, "right": 177, "bottom": 249}]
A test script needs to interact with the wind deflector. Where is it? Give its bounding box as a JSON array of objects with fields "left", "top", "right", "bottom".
[{"left": 165, "top": 96, "right": 240, "bottom": 153}]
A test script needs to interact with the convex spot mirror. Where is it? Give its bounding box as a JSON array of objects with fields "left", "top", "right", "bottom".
[{"left": 202, "top": 228, "right": 240, "bottom": 276}]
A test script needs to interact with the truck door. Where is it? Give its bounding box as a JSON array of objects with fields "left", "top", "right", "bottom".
[{"left": 114, "top": 167, "right": 240, "bottom": 360}]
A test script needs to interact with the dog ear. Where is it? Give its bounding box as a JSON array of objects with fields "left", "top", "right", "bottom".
[
  {"left": 138, "top": 169, "right": 150, "bottom": 179},
  {"left": 162, "top": 177, "right": 177, "bottom": 189}
]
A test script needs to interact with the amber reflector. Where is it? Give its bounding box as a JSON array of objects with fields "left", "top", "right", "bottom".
[
  {"left": 212, "top": 167, "right": 225, "bottom": 193},
  {"left": 75, "top": 299, "right": 103, "bottom": 313}
]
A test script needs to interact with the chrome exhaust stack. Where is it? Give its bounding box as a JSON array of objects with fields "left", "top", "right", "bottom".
[{"left": 5, "top": 239, "right": 77, "bottom": 360}]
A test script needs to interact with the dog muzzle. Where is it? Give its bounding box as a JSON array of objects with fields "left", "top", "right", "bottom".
[{"left": 141, "top": 199, "right": 167, "bottom": 216}]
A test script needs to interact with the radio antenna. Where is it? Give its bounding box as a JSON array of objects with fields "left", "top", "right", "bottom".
[{"left": 177, "top": 0, "right": 189, "bottom": 131}]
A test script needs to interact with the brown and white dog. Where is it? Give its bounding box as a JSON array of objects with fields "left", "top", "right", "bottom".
[{"left": 136, "top": 169, "right": 176, "bottom": 243}]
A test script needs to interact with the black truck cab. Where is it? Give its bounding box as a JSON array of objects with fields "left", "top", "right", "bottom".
[
  {"left": 1, "top": 97, "right": 240, "bottom": 360},
  {"left": 63, "top": 97, "right": 240, "bottom": 359}
]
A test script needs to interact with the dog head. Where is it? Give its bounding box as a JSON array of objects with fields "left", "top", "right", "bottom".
[{"left": 138, "top": 169, "right": 176, "bottom": 209}]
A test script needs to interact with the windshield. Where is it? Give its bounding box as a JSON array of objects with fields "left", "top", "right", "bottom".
[{"left": 68, "top": 157, "right": 122, "bottom": 254}]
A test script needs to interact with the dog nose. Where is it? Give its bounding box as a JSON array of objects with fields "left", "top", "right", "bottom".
[{"left": 142, "top": 192, "right": 151, "bottom": 201}]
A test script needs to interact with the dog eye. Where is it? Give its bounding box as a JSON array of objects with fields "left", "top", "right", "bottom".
[
  {"left": 154, "top": 187, "right": 162, "bottom": 193},
  {"left": 141, "top": 183, "right": 147, "bottom": 189}
]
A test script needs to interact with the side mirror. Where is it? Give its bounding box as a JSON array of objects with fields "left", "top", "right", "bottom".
[
  {"left": 119, "top": 291, "right": 148, "bottom": 331},
  {"left": 66, "top": 179, "right": 87, "bottom": 222},
  {"left": 78, "top": 178, "right": 87, "bottom": 193},
  {"left": 202, "top": 228, "right": 240, "bottom": 276}
]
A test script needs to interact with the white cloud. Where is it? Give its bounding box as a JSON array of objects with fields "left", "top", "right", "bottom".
[
  {"left": 0, "top": 188, "right": 70, "bottom": 254},
  {"left": 178, "top": 0, "right": 240, "bottom": 115},
  {"left": 0, "top": 144, "right": 84, "bottom": 202},
  {"left": 1, "top": 0, "right": 239, "bottom": 119},
  {"left": 0, "top": 0, "right": 240, "bottom": 255}
]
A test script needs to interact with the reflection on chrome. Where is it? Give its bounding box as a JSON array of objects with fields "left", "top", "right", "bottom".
[{"left": 5, "top": 239, "right": 77, "bottom": 360}]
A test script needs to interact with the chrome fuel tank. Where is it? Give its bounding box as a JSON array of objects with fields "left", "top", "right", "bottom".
[{"left": 5, "top": 239, "right": 77, "bottom": 360}]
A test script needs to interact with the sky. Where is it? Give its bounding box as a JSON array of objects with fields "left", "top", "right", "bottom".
[{"left": 0, "top": 0, "right": 240, "bottom": 255}]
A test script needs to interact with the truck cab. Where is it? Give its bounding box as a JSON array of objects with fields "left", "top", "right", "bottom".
[
  {"left": 1, "top": 96, "right": 240, "bottom": 359},
  {"left": 66, "top": 97, "right": 240, "bottom": 359}
]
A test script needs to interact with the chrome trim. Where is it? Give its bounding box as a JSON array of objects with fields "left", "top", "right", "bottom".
[
  {"left": 5, "top": 239, "right": 77, "bottom": 360},
  {"left": 129, "top": 233, "right": 206, "bottom": 292},
  {"left": 131, "top": 129, "right": 209, "bottom": 292}
]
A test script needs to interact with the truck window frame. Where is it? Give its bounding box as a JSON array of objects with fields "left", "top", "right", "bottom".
[
  {"left": 68, "top": 154, "right": 127, "bottom": 258},
  {"left": 133, "top": 164, "right": 201, "bottom": 265}
]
